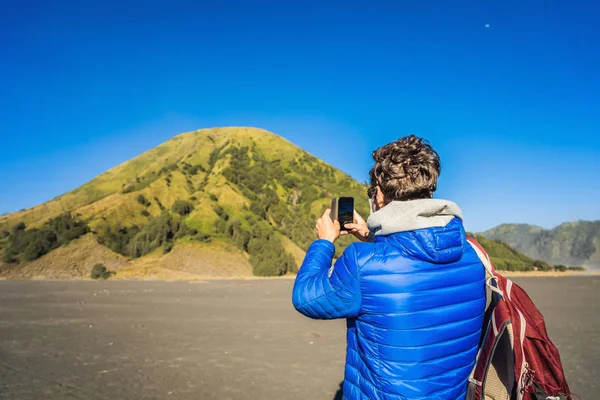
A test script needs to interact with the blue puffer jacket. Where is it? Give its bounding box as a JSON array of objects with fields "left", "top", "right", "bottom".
[{"left": 292, "top": 214, "right": 486, "bottom": 399}]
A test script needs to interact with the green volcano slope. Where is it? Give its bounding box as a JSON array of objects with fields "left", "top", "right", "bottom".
[{"left": 0, "top": 127, "right": 369, "bottom": 278}]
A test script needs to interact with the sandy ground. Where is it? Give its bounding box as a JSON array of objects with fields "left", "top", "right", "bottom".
[{"left": 0, "top": 277, "right": 597, "bottom": 399}]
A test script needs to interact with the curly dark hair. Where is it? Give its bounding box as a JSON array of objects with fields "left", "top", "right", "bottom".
[{"left": 368, "top": 135, "right": 441, "bottom": 202}]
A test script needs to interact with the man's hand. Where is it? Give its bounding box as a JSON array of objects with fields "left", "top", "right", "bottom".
[
  {"left": 341, "top": 210, "right": 371, "bottom": 242},
  {"left": 315, "top": 209, "right": 341, "bottom": 243}
]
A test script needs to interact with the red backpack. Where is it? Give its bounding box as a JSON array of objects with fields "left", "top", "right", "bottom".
[{"left": 465, "top": 237, "right": 576, "bottom": 400}]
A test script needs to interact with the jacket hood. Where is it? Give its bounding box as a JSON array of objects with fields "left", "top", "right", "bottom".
[{"left": 367, "top": 199, "right": 466, "bottom": 263}]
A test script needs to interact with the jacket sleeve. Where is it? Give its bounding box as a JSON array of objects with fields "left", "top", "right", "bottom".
[{"left": 292, "top": 240, "right": 361, "bottom": 319}]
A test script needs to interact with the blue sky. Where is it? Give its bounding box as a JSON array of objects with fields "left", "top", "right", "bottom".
[{"left": 1, "top": 0, "right": 599, "bottom": 232}]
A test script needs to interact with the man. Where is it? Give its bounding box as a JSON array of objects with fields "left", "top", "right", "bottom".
[{"left": 292, "top": 135, "right": 486, "bottom": 399}]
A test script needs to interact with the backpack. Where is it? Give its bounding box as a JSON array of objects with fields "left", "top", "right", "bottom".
[{"left": 465, "top": 236, "right": 575, "bottom": 400}]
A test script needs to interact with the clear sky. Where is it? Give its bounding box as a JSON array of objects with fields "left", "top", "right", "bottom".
[{"left": 1, "top": 0, "right": 599, "bottom": 232}]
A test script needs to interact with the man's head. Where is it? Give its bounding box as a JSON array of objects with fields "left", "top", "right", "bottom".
[{"left": 368, "top": 135, "right": 440, "bottom": 210}]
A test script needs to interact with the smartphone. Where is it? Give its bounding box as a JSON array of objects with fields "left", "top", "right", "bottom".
[{"left": 331, "top": 197, "right": 354, "bottom": 231}]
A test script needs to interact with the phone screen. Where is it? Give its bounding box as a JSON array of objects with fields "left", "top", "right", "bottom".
[{"left": 338, "top": 197, "right": 354, "bottom": 230}]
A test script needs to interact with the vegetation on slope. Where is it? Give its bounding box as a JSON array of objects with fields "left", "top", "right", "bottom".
[
  {"left": 96, "top": 211, "right": 195, "bottom": 259},
  {"left": 470, "top": 233, "right": 584, "bottom": 272},
  {"left": 482, "top": 221, "right": 600, "bottom": 269},
  {"left": 0, "top": 128, "right": 369, "bottom": 277},
  {"left": 2, "top": 213, "right": 89, "bottom": 264},
  {"left": 0, "top": 234, "right": 128, "bottom": 280},
  {"left": 89, "top": 137, "right": 367, "bottom": 276}
]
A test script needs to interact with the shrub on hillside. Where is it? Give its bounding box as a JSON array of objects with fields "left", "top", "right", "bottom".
[
  {"left": 3, "top": 214, "right": 89, "bottom": 263},
  {"left": 12, "top": 222, "right": 26, "bottom": 234},
  {"left": 188, "top": 164, "right": 205, "bottom": 175},
  {"left": 91, "top": 264, "right": 110, "bottom": 280},
  {"left": 185, "top": 179, "right": 195, "bottom": 193},
  {"left": 47, "top": 213, "right": 90, "bottom": 243},
  {"left": 208, "top": 146, "right": 224, "bottom": 168},
  {"left": 282, "top": 175, "right": 298, "bottom": 189},
  {"left": 96, "top": 224, "right": 140, "bottom": 255},
  {"left": 2, "top": 248, "right": 17, "bottom": 264},
  {"left": 248, "top": 234, "right": 296, "bottom": 276},
  {"left": 212, "top": 204, "right": 225, "bottom": 217},
  {"left": 158, "top": 164, "right": 178, "bottom": 176},
  {"left": 162, "top": 242, "right": 173, "bottom": 254},
  {"left": 213, "top": 213, "right": 295, "bottom": 276},
  {"left": 209, "top": 193, "right": 218, "bottom": 201},
  {"left": 128, "top": 212, "right": 191, "bottom": 258},
  {"left": 299, "top": 186, "right": 319, "bottom": 204},
  {"left": 136, "top": 194, "right": 151, "bottom": 207},
  {"left": 140, "top": 210, "right": 150, "bottom": 217},
  {"left": 153, "top": 197, "right": 166, "bottom": 211},
  {"left": 554, "top": 264, "right": 567, "bottom": 272},
  {"left": 171, "top": 200, "right": 194, "bottom": 216},
  {"left": 533, "top": 259, "right": 552, "bottom": 271},
  {"left": 0, "top": 230, "right": 9, "bottom": 239},
  {"left": 121, "top": 174, "right": 162, "bottom": 194},
  {"left": 249, "top": 200, "right": 267, "bottom": 219},
  {"left": 23, "top": 230, "right": 58, "bottom": 261},
  {"left": 246, "top": 223, "right": 297, "bottom": 276},
  {"left": 226, "top": 219, "right": 251, "bottom": 252},
  {"left": 491, "top": 257, "right": 534, "bottom": 272}
]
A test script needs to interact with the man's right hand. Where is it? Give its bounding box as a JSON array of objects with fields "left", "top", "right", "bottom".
[{"left": 341, "top": 210, "right": 371, "bottom": 242}]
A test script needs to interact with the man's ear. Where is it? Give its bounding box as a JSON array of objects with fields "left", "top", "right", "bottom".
[{"left": 375, "top": 186, "right": 386, "bottom": 209}]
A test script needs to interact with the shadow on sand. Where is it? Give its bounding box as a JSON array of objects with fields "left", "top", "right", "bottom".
[{"left": 333, "top": 381, "right": 343, "bottom": 400}]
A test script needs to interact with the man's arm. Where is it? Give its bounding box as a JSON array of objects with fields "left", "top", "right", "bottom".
[{"left": 292, "top": 240, "right": 361, "bottom": 319}]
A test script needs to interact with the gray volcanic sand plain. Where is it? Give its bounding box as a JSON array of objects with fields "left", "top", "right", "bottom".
[{"left": 0, "top": 277, "right": 598, "bottom": 399}]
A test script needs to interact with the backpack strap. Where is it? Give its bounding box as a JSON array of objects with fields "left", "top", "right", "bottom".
[
  {"left": 466, "top": 236, "right": 496, "bottom": 276},
  {"left": 466, "top": 236, "right": 512, "bottom": 400},
  {"left": 467, "top": 236, "right": 504, "bottom": 300}
]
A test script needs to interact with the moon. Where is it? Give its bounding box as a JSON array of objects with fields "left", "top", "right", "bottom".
[{"left": 485, "top": 23, "right": 490, "bottom": 28}]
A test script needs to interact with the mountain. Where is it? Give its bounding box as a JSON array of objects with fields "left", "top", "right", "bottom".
[
  {"left": 468, "top": 233, "right": 545, "bottom": 272},
  {"left": 481, "top": 221, "right": 600, "bottom": 270},
  {"left": 0, "top": 127, "right": 369, "bottom": 279}
]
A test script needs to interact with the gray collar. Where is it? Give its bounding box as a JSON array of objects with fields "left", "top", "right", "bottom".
[{"left": 367, "top": 199, "right": 463, "bottom": 236}]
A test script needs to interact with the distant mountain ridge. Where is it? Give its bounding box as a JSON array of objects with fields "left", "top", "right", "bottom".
[{"left": 481, "top": 221, "right": 600, "bottom": 270}]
